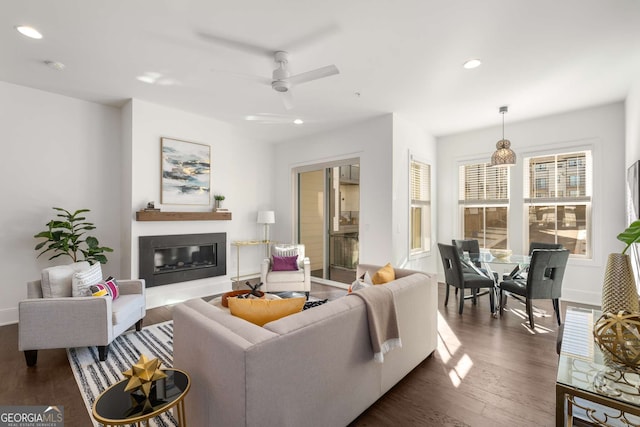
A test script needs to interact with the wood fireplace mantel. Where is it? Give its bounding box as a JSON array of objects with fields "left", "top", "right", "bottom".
[{"left": 135, "top": 211, "right": 232, "bottom": 221}]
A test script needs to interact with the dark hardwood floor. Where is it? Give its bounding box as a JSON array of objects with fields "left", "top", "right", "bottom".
[{"left": 0, "top": 283, "right": 590, "bottom": 426}]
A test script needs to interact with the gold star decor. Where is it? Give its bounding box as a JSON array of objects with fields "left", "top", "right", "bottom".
[{"left": 122, "top": 354, "right": 167, "bottom": 397}]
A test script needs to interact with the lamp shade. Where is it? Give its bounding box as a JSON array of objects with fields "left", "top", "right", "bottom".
[
  {"left": 257, "top": 210, "right": 275, "bottom": 224},
  {"left": 490, "top": 139, "right": 516, "bottom": 166}
]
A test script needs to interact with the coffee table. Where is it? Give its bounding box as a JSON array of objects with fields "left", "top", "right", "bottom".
[{"left": 92, "top": 368, "right": 190, "bottom": 426}]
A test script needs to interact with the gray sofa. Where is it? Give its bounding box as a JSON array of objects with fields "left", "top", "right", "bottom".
[{"left": 173, "top": 264, "right": 437, "bottom": 427}]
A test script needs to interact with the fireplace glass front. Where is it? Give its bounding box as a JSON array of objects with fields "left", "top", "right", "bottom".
[{"left": 139, "top": 233, "right": 226, "bottom": 287}]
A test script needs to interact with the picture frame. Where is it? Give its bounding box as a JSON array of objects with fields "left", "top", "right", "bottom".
[{"left": 161, "top": 137, "right": 211, "bottom": 205}]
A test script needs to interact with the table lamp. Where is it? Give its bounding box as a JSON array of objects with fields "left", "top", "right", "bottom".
[{"left": 257, "top": 210, "right": 275, "bottom": 242}]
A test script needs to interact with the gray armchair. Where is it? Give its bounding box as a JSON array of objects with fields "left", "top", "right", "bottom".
[
  {"left": 19, "top": 262, "right": 146, "bottom": 366},
  {"left": 260, "top": 244, "right": 311, "bottom": 297}
]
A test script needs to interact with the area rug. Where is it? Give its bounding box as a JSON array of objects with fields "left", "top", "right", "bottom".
[{"left": 67, "top": 321, "right": 176, "bottom": 427}]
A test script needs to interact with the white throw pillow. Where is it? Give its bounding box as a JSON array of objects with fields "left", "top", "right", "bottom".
[
  {"left": 41, "top": 261, "right": 91, "bottom": 298},
  {"left": 272, "top": 245, "right": 299, "bottom": 258},
  {"left": 350, "top": 271, "right": 373, "bottom": 292},
  {"left": 72, "top": 263, "right": 103, "bottom": 297}
]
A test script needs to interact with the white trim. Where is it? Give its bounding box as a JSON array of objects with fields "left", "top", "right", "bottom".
[
  {"left": 409, "top": 151, "right": 432, "bottom": 260},
  {"left": 292, "top": 156, "right": 361, "bottom": 280},
  {"left": 521, "top": 143, "right": 595, "bottom": 260}
]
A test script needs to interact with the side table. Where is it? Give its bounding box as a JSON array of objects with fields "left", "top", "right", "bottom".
[
  {"left": 556, "top": 307, "right": 640, "bottom": 426},
  {"left": 92, "top": 368, "right": 190, "bottom": 426}
]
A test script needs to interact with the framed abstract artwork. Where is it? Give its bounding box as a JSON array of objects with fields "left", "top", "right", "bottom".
[{"left": 161, "top": 137, "right": 211, "bottom": 205}]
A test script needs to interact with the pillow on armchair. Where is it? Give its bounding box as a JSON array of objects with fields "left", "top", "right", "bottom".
[
  {"left": 272, "top": 255, "right": 299, "bottom": 271},
  {"left": 271, "top": 245, "right": 306, "bottom": 269},
  {"left": 41, "top": 261, "right": 91, "bottom": 298}
]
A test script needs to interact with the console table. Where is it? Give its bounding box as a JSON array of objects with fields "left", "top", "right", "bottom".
[
  {"left": 231, "top": 240, "right": 273, "bottom": 283},
  {"left": 556, "top": 307, "right": 640, "bottom": 426}
]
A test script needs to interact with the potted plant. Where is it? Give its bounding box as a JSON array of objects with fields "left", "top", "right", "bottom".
[
  {"left": 214, "top": 194, "right": 225, "bottom": 211},
  {"left": 34, "top": 207, "right": 113, "bottom": 265},
  {"left": 602, "top": 219, "right": 640, "bottom": 314}
]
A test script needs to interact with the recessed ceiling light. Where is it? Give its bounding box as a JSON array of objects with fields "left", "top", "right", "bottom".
[
  {"left": 463, "top": 59, "right": 482, "bottom": 69},
  {"left": 16, "top": 25, "right": 43, "bottom": 39},
  {"left": 44, "top": 60, "right": 65, "bottom": 71},
  {"left": 293, "top": 119, "right": 304, "bottom": 125}
]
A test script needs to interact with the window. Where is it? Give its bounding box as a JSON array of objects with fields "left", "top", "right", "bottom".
[
  {"left": 458, "top": 163, "right": 509, "bottom": 249},
  {"left": 410, "top": 158, "right": 431, "bottom": 256},
  {"left": 525, "top": 151, "right": 591, "bottom": 257}
]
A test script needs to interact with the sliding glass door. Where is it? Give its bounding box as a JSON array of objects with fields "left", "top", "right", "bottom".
[{"left": 296, "top": 160, "right": 360, "bottom": 284}]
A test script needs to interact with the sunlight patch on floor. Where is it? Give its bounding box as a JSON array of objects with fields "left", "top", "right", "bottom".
[
  {"left": 506, "top": 308, "right": 553, "bottom": 334},
  {"left": 437, "top": 311, "right": 474, "bottom": 387}
]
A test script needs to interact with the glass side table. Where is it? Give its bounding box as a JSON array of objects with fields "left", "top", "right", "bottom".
[
  {"left": 92, "top": 368, "right": 190, "bottom": 426},
  {"left": 556, "top": 307, "right": 640, "bottom": 426}
]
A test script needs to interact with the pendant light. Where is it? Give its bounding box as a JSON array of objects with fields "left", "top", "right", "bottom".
[{"left": 490, "top": 106, "right": 516, "bottom": 166}]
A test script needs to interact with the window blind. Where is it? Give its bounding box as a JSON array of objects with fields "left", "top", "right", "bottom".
[
  {"left": 411, "top": 160, "right": 430, "bottom": 202},
  {"left": 459, "top": 163, "right": 509, "bottom": 204}
]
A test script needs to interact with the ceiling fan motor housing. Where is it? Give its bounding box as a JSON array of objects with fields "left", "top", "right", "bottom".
[{"left": 272, "top": 80, "right": 291, "bottom": 92}]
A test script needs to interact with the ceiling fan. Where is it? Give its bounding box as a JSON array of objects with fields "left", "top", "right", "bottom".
[
  {"left": 197, "top": 30, "right": 340, "bottom": 110},
  {"left": 267, "top": 51, "right": 339, "bottom": 109}
]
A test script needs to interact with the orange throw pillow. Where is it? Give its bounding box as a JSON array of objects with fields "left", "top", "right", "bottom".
[
  {"left": 372, "top": 263, "right": 395, "bottom": 285},
  {"left": 228, "top": 297, "right": 306, "bottom": 326}
]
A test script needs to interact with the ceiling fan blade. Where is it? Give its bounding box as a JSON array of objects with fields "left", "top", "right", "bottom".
[
  {"left": 210, "top": 68, "right": 270, "bottom": 85},
  {"left": 196, "top": 31, "right": 274, "bottom": 58},
  {"left": 288, "top": 65, "right": 339, "bottom": 85},
  {"left": 281, "top": 91, "right": 295, "bottom": 110}
]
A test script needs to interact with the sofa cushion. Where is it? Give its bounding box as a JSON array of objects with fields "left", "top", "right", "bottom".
[
  {"left": 372, "top": 263, "right": 395, "bottom": 285},
  {"left": 266, "top": 270, "right": 305, "bottom": 283},
  {"left": 272, "top": 255, "right": 299, "bottom": 271},
  {"left": 112, "top": 294, "right": 145, "bottom": 325},
  {"left": 72, "top": 263, "right": 103, "bottom": 297},
  {"left": 228, "top": 297, "right": 306, "bottom": 326},
  {"left": 41, "top": 261, "right": 91, "bottom": 298}
]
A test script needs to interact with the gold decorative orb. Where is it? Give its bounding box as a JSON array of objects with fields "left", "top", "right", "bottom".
[
  {"left": 593, "top": 311, "right": 640, "bottom": 369},
  {"left": 122, "top": 354, "right": 167, "bottom": 397}
]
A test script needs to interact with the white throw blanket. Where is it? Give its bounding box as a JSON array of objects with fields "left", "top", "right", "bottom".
[{"left": 349, "top": 285, "right": 402, "bottom": 363}]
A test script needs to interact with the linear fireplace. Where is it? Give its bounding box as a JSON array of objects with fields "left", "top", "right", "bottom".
[{"left": 139, "top": 233, "right": 226, "bottom": 288}]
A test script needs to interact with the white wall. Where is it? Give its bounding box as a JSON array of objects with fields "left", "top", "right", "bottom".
[
  {"left": 626, "top": 82, "right": 640, "bottom": 168},
  {"left": 272, "top": 114, "right": 439, "bottom": 274},
  {"left": 437, "top": 102, "right": 626, "bottom": 306},
  {"left": 392, "top": 114, "right": 438, "bottom": 273},
  {"left": 273, "top": 115, "right": 395, "bottom": 266},
  {"left": 126, "top": 100, "right": 273, "bottom": 308},
  {"left": 0, "top": 81, "right": 121, "bottom": 325}
]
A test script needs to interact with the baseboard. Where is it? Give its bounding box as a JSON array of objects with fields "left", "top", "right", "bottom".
[
  {"left": 561, "top": 288, "right": 601, "bottom": 308},
  {"left": 0, "top": 306, "right": 18, "bottom": 326}
]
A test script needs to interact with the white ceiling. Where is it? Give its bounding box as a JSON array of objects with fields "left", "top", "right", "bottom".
[{"left": 2, "top": 0, "right": 640, "bottom": 143}]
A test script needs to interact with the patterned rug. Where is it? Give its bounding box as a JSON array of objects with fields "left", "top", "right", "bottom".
[{"left": 66, "top": 321, "right": 176, "bottom": 427}]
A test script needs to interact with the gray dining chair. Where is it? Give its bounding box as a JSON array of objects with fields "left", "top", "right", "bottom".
[
  {"left": 528, "top": 241, "right": 563, "bottom": 254},
  {"left": 438, "top": 243, "right": 495, "bottom": 315},
  {"left": 499, "top": 249, "right": 570, "bottom": 329},
  {"left": 452, "top": 239, "right": 481, "bottom": 268}
]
